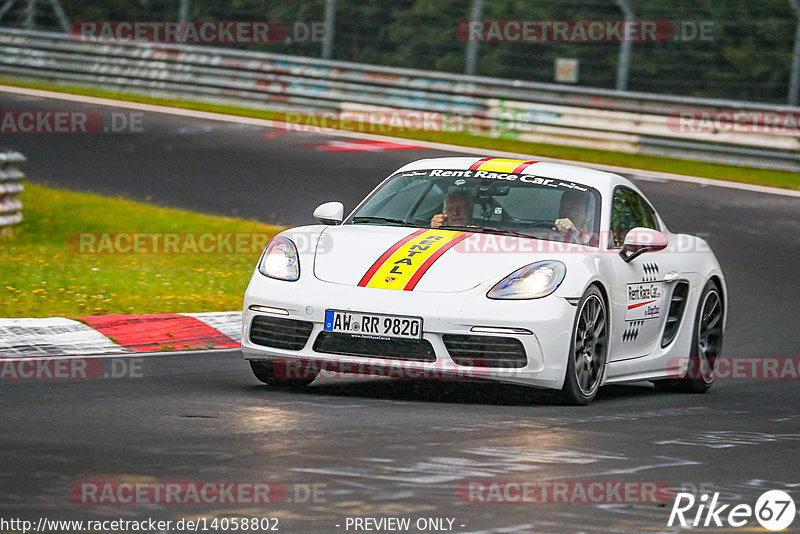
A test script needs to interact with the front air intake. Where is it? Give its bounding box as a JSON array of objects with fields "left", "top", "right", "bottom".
[
  {"left": 312, "top": 332, "right": 436, "bottom": 362},
  {"left": 443, "top": 334, "right": 527, "bottom": 368},
  {"left": 250, "top": 316, "right": 314, "bottom": 351}
]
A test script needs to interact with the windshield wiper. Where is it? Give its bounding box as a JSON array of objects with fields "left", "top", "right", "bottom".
[
  {"left": 352, "top": 216, "right": 416, "bottom": 226},
  {"left": 438, "top": 225, "right": 538, "bottom": 239}
]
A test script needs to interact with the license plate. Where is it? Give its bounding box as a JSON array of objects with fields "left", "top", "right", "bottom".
[{"left": 324, "top": 310, "right": 423, "bottom": 340}]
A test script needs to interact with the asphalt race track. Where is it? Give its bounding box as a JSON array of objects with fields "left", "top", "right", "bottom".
[{"left": 2, "top": 90, "right": 800, "bottom": 533}]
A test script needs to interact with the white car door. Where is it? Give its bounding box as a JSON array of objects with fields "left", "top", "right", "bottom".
[{"left": 606, "top": 186, "right": 678, "bottom": 362}]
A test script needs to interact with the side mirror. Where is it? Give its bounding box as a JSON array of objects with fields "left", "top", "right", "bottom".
[
  {"left": 313, "top": 201, "right": 344, "bottom": 225},
  {"left": 620, "top": 227, "right": 669, "bottom": 263}
]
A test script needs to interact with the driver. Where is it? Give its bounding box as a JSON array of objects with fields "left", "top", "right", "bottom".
[
  {"left": 431, "top": 193, "right": 473, "bottom": 228},
  {"left": 554, "top": 191, "right": 592, "bottom": 244}
]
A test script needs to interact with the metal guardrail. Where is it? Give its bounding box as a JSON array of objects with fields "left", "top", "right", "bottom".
[
  {"left": 0, "top": 149, "right": 25, "bottom": 230},
  {"left": 1, "top": 27, "right": 799, "bottom": 171}
]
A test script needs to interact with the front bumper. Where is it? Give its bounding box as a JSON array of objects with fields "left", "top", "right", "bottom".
[{"left": 241, "top": 272, "right": 576, "bottom": 390}]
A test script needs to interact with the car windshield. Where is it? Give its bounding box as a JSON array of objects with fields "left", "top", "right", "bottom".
[{"left": 348, "top": 168, "right": 602, "bottom": 246}]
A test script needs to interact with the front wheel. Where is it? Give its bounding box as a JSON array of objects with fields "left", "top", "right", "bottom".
[
  {"left": 559, "top": 285, "right": 609, "bottom": 405},
  {"left": 653, "top": 280, "right": 723, "bottom": 393},
  {"left": 249, "top": 359, "right": 319, "bottom": 388}
]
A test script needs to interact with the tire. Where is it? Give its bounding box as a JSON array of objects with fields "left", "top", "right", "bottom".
[
  {"left": 559, "top": 285, "right": 609, "bottom": 405},
  {"left": 653, "top": 280, "right": 723, "bottom": 394},
  {"left": 249, "top": 359, "right": 319, "bottom": 388}
]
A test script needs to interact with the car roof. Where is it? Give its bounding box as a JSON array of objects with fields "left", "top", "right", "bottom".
[{"left": 394, "top": 157, "right": 633, "bottom": 194}]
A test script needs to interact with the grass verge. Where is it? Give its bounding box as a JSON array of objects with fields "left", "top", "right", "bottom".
[
  {"left": 1, "top": 183, "right": 281, "bottom": 318},
  {"left": 3, "top": 76, "right": 800, "bottom": 191}
]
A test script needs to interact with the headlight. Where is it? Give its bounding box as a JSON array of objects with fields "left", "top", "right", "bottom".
[
  {"left": 487, "top": 260, "right": 566, "bottom": 299},
  {"left": 258, "top": 236, "right": 300, "bottom": 281}
]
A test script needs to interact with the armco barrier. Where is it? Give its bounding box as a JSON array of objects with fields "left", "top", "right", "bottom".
[
  {"left": 0, "top": 27, "right": 798, "bottom": 171},
  {"left": 0, "top": 149, "right": 25, "bottom": 230}
]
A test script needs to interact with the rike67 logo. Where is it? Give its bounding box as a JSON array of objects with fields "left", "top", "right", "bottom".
[{"left": 668, "top": 490, "right": 796, "bottom": 531}]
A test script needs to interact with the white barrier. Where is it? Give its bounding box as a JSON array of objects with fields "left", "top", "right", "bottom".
[{"left": 0, "top": 27, "right": 798, "bottom": 171}]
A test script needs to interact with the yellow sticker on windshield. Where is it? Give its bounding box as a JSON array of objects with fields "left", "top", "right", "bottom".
[{"left": 468, "top": 157, "right": 538, "bottom": 174}]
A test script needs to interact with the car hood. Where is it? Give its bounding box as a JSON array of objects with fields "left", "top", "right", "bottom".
[{"left": 313, "top": 225, "right": 577, "bottom": 293}]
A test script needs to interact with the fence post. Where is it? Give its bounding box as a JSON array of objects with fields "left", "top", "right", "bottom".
[
  {"left": 788, "top": 0, "right": 800, "bottom": 105},
  {"left": 465, "top": 0, "right": 483, "bottom": 75},
  {"left": 178, "top": 0, "right": 190, "bottom": 24},
  {"left": 322, "top": 0, "right": 336, "bottom": 60},
  {"left": 0, "top": 149, "right": 26, "bottom": 234},
  {"left": 614, "top": 0, "right": 634, "bottom": 91}
]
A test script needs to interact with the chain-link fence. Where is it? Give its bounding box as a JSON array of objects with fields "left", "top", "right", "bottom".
[{"left": 1, "top": 0, "right": 799, "bottom": 105}]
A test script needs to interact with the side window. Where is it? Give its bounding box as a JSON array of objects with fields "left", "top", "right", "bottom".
[{"left": 610, "top": 187, "right": 658, "bottom": 247}]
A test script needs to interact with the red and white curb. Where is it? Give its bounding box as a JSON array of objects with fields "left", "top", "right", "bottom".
[{"left": 0, "top": 312, "right": 241, "bottom": 357}]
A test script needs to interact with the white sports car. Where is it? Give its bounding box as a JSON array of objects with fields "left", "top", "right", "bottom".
[{"left": 242, "top": 157, "right": 726, "bottom": 404}]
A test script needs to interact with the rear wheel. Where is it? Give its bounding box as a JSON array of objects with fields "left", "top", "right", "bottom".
[
  {"left": 653, "top": 280, "right": 723, "bottom": 393},
  {"left": 249, "top": 359, "right": 319, "bottom": 388},
  {"left": 559, "top": 285, "right": 608, "bottom": 405}
]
